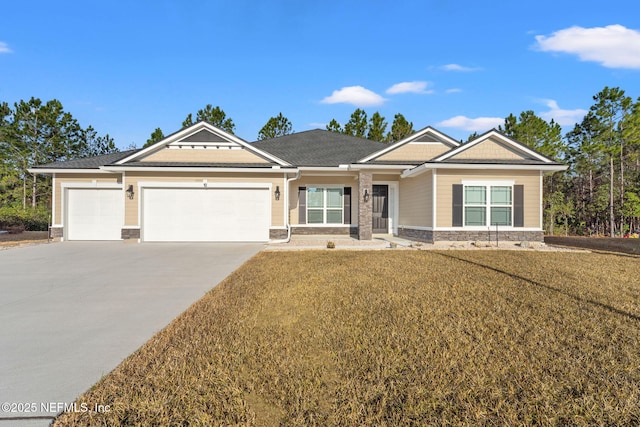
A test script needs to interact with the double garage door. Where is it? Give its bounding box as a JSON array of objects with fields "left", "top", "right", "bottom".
[
  {"left": 65, "top": 186, "right": 270, "bottom": 242},
  {"left": 142, "top": 187, "right": 270, "bottom": 242}
]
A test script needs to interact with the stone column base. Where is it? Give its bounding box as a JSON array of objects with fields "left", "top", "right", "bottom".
[{"left": 121, "top": 228, "right": 141, "bottom": 239}]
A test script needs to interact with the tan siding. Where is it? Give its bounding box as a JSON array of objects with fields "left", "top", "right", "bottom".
[
  {"left": 140, "top": 147, "right": 270, "bottom": 163},
  {"left": 290, "top": 175, "right": 359, "bottom": 226},
  {"left": 435, "top": 169, "right": 540, "bottom": 228},
  {"left": 453, "top": 137, "right": 525, "bottom": 160},
  {"left": 125, "top": 172, "right": 285, "bottom": 228},
  {"left": 377, "top": 142, "right": 450, "bottom": 162},
  {"left": 54, "top": 173, "right": 122, "bottom": 225},
  {"left": 398, "top": 171, "right": 432, "bottom": 227},
  {"left": 372, "top": 174, "right": 399, "bottom": 182}
]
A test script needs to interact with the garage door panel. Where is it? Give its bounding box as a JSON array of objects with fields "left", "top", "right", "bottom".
[
  {"left": 142, "top": 187, "right": 270, "bottom": 242},
  {"left": 67, "top": 189, "right": 123, "bottom": 241}
]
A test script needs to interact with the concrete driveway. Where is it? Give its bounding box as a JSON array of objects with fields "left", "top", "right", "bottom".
[{"left": 0, "top": 242, "right": 263, "bottom": 426}]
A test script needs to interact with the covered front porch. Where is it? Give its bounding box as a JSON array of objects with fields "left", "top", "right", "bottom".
[{"left": 284, "top": 169, "right": 402, "bottom": 241}]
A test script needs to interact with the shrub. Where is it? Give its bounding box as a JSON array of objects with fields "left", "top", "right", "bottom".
[{"left": 0, "top": 205, "right": 50, "bottom": 231}]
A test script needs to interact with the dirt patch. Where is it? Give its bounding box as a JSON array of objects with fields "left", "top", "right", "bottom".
[{"left": 545, "top": 236, "right": 640, "bottom": 255}]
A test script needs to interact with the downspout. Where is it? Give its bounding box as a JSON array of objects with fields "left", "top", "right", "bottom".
[{"left": 269, "top": 170, "right": 301, "bottom": 244}]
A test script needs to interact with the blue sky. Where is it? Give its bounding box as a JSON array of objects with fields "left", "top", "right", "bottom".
[{"left": 1, "top": 1, "right": 640, "bottom": 149}]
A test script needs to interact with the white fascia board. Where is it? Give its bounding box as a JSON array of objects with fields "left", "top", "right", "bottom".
[
  {"left": 400, "top": 164, "right": 429, "bottom": 178},
  {"left": 100, "top": 166, "right": 298, "bottom": 173},
  {"left": 298, "top": 166, "right": 352, "bottom": 172},
  {"left": 434, "top": 130, "right": 552, "bottom": 163},
  {"left": 460, "top": 179, "right": 515, "bottom": 186},
  {"left": 358, "top": 128, "right": 433, "bottom": 163},
  {"left": 28, "top": 168, "right": 115, "bottom": 174},
  {"left": 115, "top": 122, "right": 291, "bottom": 167},
  {"left": 358, "top": 126, "right": 460, "bottom": 163},
  {"left": 348, "top": 164, "right": 414, "bottom": 170},
  {"left": 115, "top": 124, "right": 210, "bottom": 164},
  {"left": 402, "top": 163, "right": 567, "bottom": 177},
  {"left": 427, "top": 127, "right": 461, "bottom": 147}
]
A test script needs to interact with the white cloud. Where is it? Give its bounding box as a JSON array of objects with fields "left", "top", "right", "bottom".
[
  {"left": 535, "top": 25, "right": 640, "bottom": 69},
  {"left": 437, "top": 115, "right": 503, "bottom": 132},
  {"left": 308, "top": 122, "right": 326, "bottom": 129},
  {"left": 320, "top": 86, "right": 386, "bottom": 107},
  {"left": 440, "top": 63, "right": 481, "bottom": 72},
  {"left": 538, "top": 99, "right": 587, "bottom": 126},
  {"left": 0, "top": 42, "right": 12, "bottom": 53},
  {"left": 445, "top": 88, "right": 462, "bottom": 94},
  {"left": 386, "top": 81, "right": 433, "bottom": 95}
]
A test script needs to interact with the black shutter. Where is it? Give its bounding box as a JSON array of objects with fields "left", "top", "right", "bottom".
[
  {"left": 298, "top": 187, "right": 307, "bottom": 224},
  {"left": 452, "top": 184, "right": 463, "bottom": 227},
  {"left": 343, "top": 187, "right": 351, "bottom": 224},
  {"left": 514, "top": 184, "right": 524, "bottom": 227}
]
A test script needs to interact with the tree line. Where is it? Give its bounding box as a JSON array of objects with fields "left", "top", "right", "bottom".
[
  {"left": 135, "top": 87, "right": 640, "bottom": 237},
  {"left": 0, "top": 97, "right": 116, "bottom": 214},
  {"left": 2, "top": 86, "right": 640, "bottom": 237},
  {"left": 144, "top": 106, "right": 415, "bottom": 146}
]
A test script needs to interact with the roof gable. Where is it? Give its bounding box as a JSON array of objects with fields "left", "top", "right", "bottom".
[
  {"left": 116, "top": 121, "right": 290, "bottom": 166},
  {"left": 359, "top": 126, "right": 460, "bottom": 163},
  {"left": 434, "top": 130, "right": 556, "bottom": 164}
]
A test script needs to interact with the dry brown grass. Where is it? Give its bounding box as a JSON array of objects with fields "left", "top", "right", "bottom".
[{"left": 54, "top": 251, "right": 640, "bottom": 426}]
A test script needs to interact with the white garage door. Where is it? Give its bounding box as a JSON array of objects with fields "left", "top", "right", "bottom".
[
  {"left": 142, "top": 187, "right": 270, "bottom": 242},
  {"left": 67, "top": 188, "right": 123, "bottom": 240}
]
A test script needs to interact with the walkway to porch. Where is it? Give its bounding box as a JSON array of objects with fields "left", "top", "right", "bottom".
[
  {"left": 265, "top": 234, "right": 411, "bottom": 250},
  {"left": 264, "top": 234, "right": 571, "bottom": 251}
]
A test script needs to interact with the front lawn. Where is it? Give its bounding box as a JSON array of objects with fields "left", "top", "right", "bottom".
[{"left": 55, "top": 251, "right": 640, "bottom": 426}]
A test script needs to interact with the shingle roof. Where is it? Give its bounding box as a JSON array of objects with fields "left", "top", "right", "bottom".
[
  {"left": 33, "top": 149, "right": 141, "bottom": 169},
  {"left": 122, "top": 161, "right": 278, "bottom": 168},
  {"left": 251, "top": 129, "right": 387, "bottom": 166}
]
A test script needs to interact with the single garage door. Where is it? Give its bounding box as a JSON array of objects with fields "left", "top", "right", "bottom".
[
  {"left": 142, "top": 187, "right": 270, "bottom": 242},
  {"left": 66, "top": 188, "right": 123, "bottom": 240}
]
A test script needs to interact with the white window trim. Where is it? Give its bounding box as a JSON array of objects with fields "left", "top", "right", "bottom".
[
  {"left": 306, "top": 185, "right": 345, "bottom": 225},
  {"left": 461, "top": 180, "right": 515, "bottom": 228}
]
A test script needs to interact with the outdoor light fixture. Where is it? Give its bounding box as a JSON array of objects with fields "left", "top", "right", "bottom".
[
  {"left": 363, "top": 189, "right": 370, "bottom": 202},
  {"left": 126, "top": 185, "right": 134, "bottom": 199},
  {"left": 274, "top": 186, "right": 281, "bottom": 201}
]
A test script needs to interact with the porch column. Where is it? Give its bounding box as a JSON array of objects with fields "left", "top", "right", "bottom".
[{"left": 358, "top": 171, "right": 372, "bottom": 240}]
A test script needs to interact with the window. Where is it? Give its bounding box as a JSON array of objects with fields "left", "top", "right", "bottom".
[
  {"left": 490, "top": 186, "right": 512, "bottom": 226},
  {"left": 464, "top": 185, "right": 512, "bottom": 227},
  {"left": 464, "top": 186, "right": 486, "bottom": 226},
  {"left": 307, "top": 187, "right": 343, "bottom": 224}
]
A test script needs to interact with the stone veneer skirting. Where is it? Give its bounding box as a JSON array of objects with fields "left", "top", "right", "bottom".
[
  {"left": 269, "top": 229, "right": 288, "bottom": 239},
  {"left": 49, "top": 227, "right": 63, "bottom": 238},
  {"left": 291, "top": 226, "right": 358, "bottom": 237},
  {"left": 397, "top": 228, "right": 433, "bottom": 242},
  {"left": 121, "top": 228, "right": 141, "bottom": 239},
  {"left": 398, "top": 227, "right": 543, "bottom": 243}
]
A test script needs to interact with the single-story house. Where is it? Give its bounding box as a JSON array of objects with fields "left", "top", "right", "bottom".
[{"left": 31, "top": 121, "right": 566, "bottom": 243}]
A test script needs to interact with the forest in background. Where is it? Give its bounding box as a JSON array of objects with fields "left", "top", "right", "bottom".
[{"left": 1, "top": 85, "right": 639, "bottom": 236}]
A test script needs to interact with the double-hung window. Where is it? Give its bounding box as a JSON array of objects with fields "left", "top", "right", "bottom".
[
  {"left": 464, "top": 185, "right": 512, "bottom": 227},
  {"left": 307, "top": 187, "right": 343, "bottom": 224}
]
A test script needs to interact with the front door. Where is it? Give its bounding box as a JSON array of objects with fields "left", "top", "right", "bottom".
[{"left": 372, "top": 185, "right": 389, "bottom": 233}]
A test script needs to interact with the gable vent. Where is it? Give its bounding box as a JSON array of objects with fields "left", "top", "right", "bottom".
[{"left": 180, "top": 129, "right": 227, "bottom": 143}]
